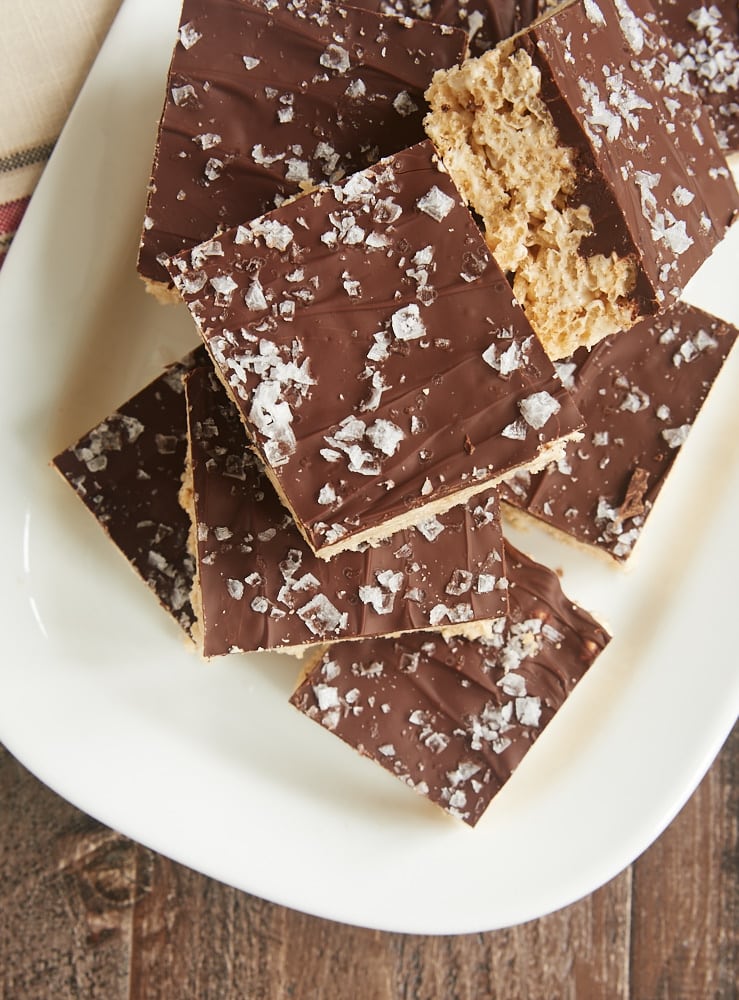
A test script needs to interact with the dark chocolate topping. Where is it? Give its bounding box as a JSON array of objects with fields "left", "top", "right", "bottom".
[
  {"left": 138, "top": 0, "right": 468, "bottom": 285},
  {"left": 525, "top": 0, "right": 739, "bottom": 305},
  {"left": 52, "top": 348, "right": 209, "bottom": 634},
  {"left": 169, "top": 140, "right": 583, "bottom": 556},
  {"left": 654, "top": 0, "right": 738, "bottom": 152},
  {"left": 501, "top": 301, "right": 738, "bottom": 560},
  {"left": 291, "top": 541, "right": 610, "bottom": 826},
  {"left": 349, "top": 0, "right": 546, "bottom": 56},
  {"left": 186, "top": 365, "right": 510, "bottom": 655}
]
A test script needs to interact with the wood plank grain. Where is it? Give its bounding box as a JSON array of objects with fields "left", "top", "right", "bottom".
[
  {"left": 0, "top": 746, "right": 135, "bottom": 1000},
  {"left": 125, "top": 861, "right": 630, "bottom": 1000},
  {"left": 1, "top": 729, "right": 736, "bottom": 1000},
  {"left": 385, "top": 868, "right": 631, "bottom": 1000},
  {"left": 629, "top": 724, "right": 738, "bottom": 1000}
]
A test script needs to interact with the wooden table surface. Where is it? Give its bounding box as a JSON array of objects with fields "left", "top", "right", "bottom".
[{"left": 1, "top": 725, "right": 735, "bottom": 1000}]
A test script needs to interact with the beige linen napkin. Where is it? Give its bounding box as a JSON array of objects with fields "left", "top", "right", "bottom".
[{"left": 0, "top": 0, "right": 122, "bottom": 264}]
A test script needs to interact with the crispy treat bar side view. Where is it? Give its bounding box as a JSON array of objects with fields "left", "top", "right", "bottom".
[{"left": 425, "top": 0, "right": 739, "bottom": 359}]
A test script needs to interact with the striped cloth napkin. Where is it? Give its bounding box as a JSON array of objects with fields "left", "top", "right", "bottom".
[{"left": 0, "top": 0, "right": 122, "bottom": 267}]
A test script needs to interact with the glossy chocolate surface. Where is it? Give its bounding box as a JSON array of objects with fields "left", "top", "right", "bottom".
[
  {"left": 138, "top": 0, "right": 467, "bottom": 285},
  {"left": 655, "top": 0, "right": 738, "bottom": 152},
  {"left": 169, "top": 141, "right": 583, "bottom": 556},
  {"left": 52, "top": 349, "right": 209, "bottom": 634},
  {"left": 501, "top": 302, "right": 738, "bottom": 560},
  {"left": 186, "top": 366, "right": 510, "bottom": 655},
  {"left": 523, "top": 0, "right": 738, "bottom": 305},
  {"left": 291, "top": 542, "right": 610, "bottom": 826},
  {"left": 350, "top": 0, "right": 545, "bottom": 55}
]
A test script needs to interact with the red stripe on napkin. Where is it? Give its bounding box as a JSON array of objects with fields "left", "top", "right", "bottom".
[
  {"left": 0, "top": 196, "right": 31, "bottom": 269},
  {"left": 0, "top": 196, "right": 30, "bottom": 236}
]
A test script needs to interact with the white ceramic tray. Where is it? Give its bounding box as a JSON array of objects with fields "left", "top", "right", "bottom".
[{"left": 0, "top": 0, "right": 737, "bottom": 933}]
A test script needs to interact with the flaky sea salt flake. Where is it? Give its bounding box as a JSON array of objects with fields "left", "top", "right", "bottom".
[
  {"left": 285, "top": 158, "right": 311, "bottom": 184},
  {"left": 358, "top": 586, "right": 395, "bottom": 615},
  {"left": 251, "top": 218, "right": 295, "bottom": 251},
  {"left": 298, "top": 594, "right": 348, "bottom": 635},
  {"left": 313, "top": 684, "right": 341, "bottom": 711},
  {"left": 193, "top": 132, "right": 221, "bottom": 150},
  {"left": 393, "top": 90, "right": 418, "bottom": 117},
  {"left": 501, "top": 419, "right": 528, "bottom": 440},
  {"left": 210, "top": 274, "right": 238, "bottom": 304},
  {"left": 245, "top": 278, "right": 268, "bottom": 311},
  {"left": 672, "top": 185, "right": 695, "bottom": 206},
  {"left": 179, "top": 22, "right": 202, "bottom": 49},
  {"left": 317, "top": 483, "right": 338, "bottom": 505},
  {"left": 515, "top": 695, "right": 542, "bottom": 726},
  {"left": 391, "top": 303, "right": 426, "bottom": 341},
  {"left": 416, "top": 517, "right": 445, "bottom": 542},
  {"left": 584, "top": 0, "right": 607, "bottom": 25},
  {"left": 345, "top": 78, "right": 366, "bottom": 99},
  {"left": 416, "top": 186, "right": 455, "bottom": 222},
  {"left": 320, "top": 43, "right": 351, "bottom": 74},
  {"left": 446, "top": 569, "right": 473, "bottom": 596},
  {"left": 366, "top": 419, "right": 404, "bottom": 456},
  {"left": 190, "top": 239, "right": 224, "bottom": 268},
  {"left": 662, "top": 424, "right": 691, "bottom": 448},
  {"left": 172, "top": 84, "right": 198, "bottom": 107},
  {"left": 614, "top": 0, "right": 645, "bottom": 53},
  {"left": 519, "top": 391, "right": 561, "bottom": 429}
]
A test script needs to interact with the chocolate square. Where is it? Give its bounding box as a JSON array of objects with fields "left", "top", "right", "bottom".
[
  {"left": 138, "top": 0, "right": 468, "bottom": 289},
  {"left": 185, "top": 365, "right": 511, "bottom": 655},
  {"left": 52, "top": 349, "right": 208, "bottom": 635},
  {"left": 501, "top": 302, "right": 738, "bottom": 560},
  {"left": 168, "top": 140, "right": 583, "bottom": 558},
  {"left": 290, "top": 542, "right": 610, "bottom": 826}
]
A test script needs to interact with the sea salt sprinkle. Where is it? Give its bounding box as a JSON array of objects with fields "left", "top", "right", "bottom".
[
  {"left": 169, "top": 140, "right": 581, "bottom": 557},
  {"left": 499, "top": 302, "right": 738, "bottom": 562},
  {"left": 183, "top": 367, "right": 513, "bottom": 656},
  {"left": 290, "top": 544, "right": 610, "bottom": 825}
]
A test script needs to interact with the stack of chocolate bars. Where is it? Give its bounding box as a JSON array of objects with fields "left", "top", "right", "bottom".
[{"left": 53, "top": 0, "right": 738, "bottom": 826}]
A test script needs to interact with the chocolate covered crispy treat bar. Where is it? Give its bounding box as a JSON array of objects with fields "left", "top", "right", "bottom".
[
  {"left": 501, "top": 302, "right": 738, "bottom": 561},
  {"left": 654, "top": 0, "right": 738, "bottom": 152},
  {"left": 291, "top": 542, "right": 610, "bottom": 826},
  {"left": 425, "top": 0, "right": 739, "bottom": 359},
  {"left": 138, "top": 0, "right": 467, "bottom": 294},
  {"left": 52, "top": 349, "right": 209, "bottom": 635},
  {"left": 184, "top": 366, "right": 510, "bottom": 656},
  {"left": 168, "top": 140, "right": 583, "bottom": 559}
]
